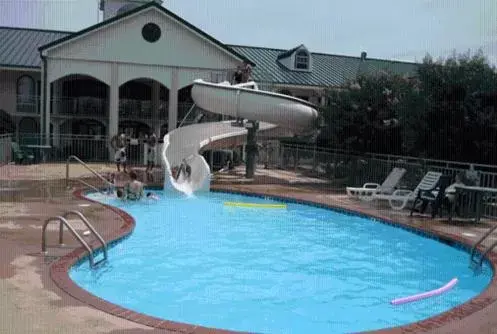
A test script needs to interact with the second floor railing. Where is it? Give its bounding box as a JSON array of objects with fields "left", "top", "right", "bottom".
[{"left": 9, "top": 95, "right": 193, "bottom": 121}]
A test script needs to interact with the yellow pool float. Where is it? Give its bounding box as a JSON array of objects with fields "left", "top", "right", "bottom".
[{"left": 223, "top": 201, "right": 287, "bottom": 209}]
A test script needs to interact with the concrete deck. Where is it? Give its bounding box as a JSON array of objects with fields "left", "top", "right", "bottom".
[{"left": 0, "top": 163, "right": 496, "bottom": 333}]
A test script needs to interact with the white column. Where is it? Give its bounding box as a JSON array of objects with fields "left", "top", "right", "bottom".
[
  {"left": 52, "top": 80, "right": 61, "bottom": 115},
  {"left": 44, "top": 82, "right": 51, "bottom": 145},
  {"left": 52, "top": 120, "right": 60, "bottom": 147},
  {"left": 168, "top": 70, "right": 179, "bottom": 132},
  {"left": 151, "top": 81, "right": 161, "bottom": 135},
  {"left": 108, "top": 63, "right": 119, "bottom": 160},
  {"left": 39, "top": 65, "right": 45, "bottom": 142},
  {"left": 320, "top": 96, "right": 326, "bottom": 106}
]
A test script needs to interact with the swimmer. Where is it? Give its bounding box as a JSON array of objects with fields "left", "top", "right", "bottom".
[
  {"left": 146, "top": 192, "right": 159, "bottom": 200},
  {"left": 116, "top": 188, "right": 126, "bottom": 200}
]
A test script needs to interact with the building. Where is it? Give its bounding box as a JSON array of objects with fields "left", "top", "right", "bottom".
[{"left": 0, "top": 0, "right": 419, "bottom": 160}]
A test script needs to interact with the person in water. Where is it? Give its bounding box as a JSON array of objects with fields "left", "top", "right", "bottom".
[{"left": 124, "top": 170, "right": 145, "bottom": 200}]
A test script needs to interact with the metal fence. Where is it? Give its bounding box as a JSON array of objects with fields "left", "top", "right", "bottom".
[
  {"left": 0, "top": 134, "right": 12, "bottom": 164},
  {"left": 275, "top": 143, "right": 497, "bottom": 219}
]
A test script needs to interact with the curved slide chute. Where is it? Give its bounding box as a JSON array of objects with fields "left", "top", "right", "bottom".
[{"left": 161, "top": 80, "right": 319, "bottom": 195}]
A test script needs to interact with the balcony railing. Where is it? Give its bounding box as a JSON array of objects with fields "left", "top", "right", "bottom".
[
  {"left": 52, "top": 96, "right": 108, "bottom": 117},
  {"left": 16, "top": 95, "right": 40, "bottom": 114},
  {"left": 11, "top": 95, "right": 193, "bottom": 122}
]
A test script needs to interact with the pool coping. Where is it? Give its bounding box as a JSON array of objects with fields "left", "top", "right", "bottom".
[{"left": 49, "top": 187, "right": 497, "bottom": 334}]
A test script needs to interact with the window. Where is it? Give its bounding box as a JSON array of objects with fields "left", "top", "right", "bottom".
[
  {"left": 16, "top": 75, "right": 36, "bottom": 112},
  {"left": 294, "top": 50, "right": 309, "bottom": 70},
  {"left": 142, "top": 23, "right": 161, "bottom": 43}
]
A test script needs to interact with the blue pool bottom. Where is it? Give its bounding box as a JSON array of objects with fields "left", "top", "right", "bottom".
[{"left": 69, "top": 190, "right": 493, "bottom": 334}]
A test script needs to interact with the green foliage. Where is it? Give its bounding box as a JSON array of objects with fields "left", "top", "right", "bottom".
[{"left": 319, "top": 49, "right": 497, "bottom": 163}]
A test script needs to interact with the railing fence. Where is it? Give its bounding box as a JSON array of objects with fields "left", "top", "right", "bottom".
[{"left": 0, "top": 134, "right": 12, "bottom": 164}]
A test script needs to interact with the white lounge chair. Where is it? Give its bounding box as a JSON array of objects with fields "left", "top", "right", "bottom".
[
  {"left": 346, "top": 167, "right": 407, "bottom": 201},
  {"left": 373, "top": 171, "right": 443, "bottom": 210}
]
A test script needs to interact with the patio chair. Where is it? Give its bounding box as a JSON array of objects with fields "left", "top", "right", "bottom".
[
  {"left": 373, "top": 171, "right": 442, "bottom": 210},
  {"left": 346, "top": 167, "right": 407, "bottom": 201},
  {"left": 11, "top": 142, "right": 35, "bottom": 165},
  {"left": 410, "top": 174, "right": 453, "bottom": 218}
]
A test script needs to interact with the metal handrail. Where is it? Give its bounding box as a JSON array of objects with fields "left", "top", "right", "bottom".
[
  {"left": 470, "top": 224, "right": 497, "bottom": 268},
  {"left": 62, "top": 210, "right": 108, "bottom": 262},
  {"left": 66, "top": 155, "right": 114, "bottom": 191},
  {"left": 73, "top": 179, "right": 102, "bottom": 194},
  {"left": 42, "top": 216, "right": 96, "bottom": 267},
  {"left": 178, "top": 103, "right": 198, "bottom": 128}
]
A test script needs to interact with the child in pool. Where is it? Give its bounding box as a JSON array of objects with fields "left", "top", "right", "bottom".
[{"left": 146, "top": 192, "right": 159, "bottom": 200}]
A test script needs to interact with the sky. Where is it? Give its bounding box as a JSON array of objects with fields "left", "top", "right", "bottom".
[{"left": 0, "top": 0, "right": 496, "bottom": 64}]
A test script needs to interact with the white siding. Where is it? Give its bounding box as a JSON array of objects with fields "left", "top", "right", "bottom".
[{"left": 46, "top": 8, "right": 241, "bottom": 70}]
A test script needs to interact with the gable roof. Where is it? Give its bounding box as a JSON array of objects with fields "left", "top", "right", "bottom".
[
  {"left": 230, "top": 45, "right": 419, "bottom": 87},
  {"left": 277, "top": 44, "right": 305, "bottom": 60},
  {"left": 0, "top": 27, "right": 419, "bottom": 88},
  {"left": 37, "top": 1, "right": 253, "bottom": 65}
]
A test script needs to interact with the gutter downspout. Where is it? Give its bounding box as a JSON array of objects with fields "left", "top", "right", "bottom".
[{"left": 41, "top": 54, "right": 48, "bottom": 146}]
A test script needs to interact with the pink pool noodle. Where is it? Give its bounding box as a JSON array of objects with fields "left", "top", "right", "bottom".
[{"left": 391, "top": 278, "right": 458, "bottom": 305}]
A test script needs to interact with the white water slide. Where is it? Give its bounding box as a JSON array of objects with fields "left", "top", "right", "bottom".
[{"left": 161, "top": 79, "right": 319, "bottom": 195}]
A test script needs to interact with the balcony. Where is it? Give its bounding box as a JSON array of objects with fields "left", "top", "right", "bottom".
[
  {"left": 16, "top": 95, "right": 40, "bottom": 114},
  {"left": 53, "top": 96, "right": 108, "bottom": 117}
]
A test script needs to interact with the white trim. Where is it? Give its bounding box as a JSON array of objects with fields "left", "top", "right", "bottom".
[
  {"left": 47, "top": 56, "right": 237, "bottom": 72},
  {"left": 0, "top": 66, "right": 41, "bottom": 72},
  {"left": 41, "top": 6, "right": 245, "bottom": 64},
  {"left": 41, "top": 8, "right": 149, "bottom": 55},
  {"left": 272, "top": 83, "right": 327, "bottom": 90}
]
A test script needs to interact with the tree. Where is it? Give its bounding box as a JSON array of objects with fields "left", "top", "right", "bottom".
[
  {"left": 318, "top": 48, "right": 497, "bottom": 163},
  {"left": 319, "top": 71, "right": 424, "bottom": 155},
  {"left": 418, "top": 49, "right": 497, "bottom": 163}
]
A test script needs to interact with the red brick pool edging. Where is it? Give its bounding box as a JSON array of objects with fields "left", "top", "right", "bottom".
[{"left": 48, "top": 188, "right": 497, "bottom": 334}]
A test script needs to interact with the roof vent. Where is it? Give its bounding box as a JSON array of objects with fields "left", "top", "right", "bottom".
[{"left": 361, "top": 51, "right": 367, "bottom": 61}]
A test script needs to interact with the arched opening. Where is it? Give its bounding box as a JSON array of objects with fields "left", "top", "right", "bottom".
[
  {"left": 18, "top": 117, "right": 39, "bottom": 134},
  {"left": 17, "top": 75, "right": 37, "bottom": 113},
  {"left": 53, "top": 74, "right": 109, "bottom": 117},
  {"left": 58, "top": 119, "right": 107, "bottom": 161},
  {"left": 119, "top": 78, "right": 169, "bottom": 124},
  {"left": 119, "top": 120, "right": 151, "bottom": 163},
  {"left": 17, "top": 117, "right": 39, "bottom": 146},
  {"left": 177, "top": 85, "right": 194, "bottom": 125}
]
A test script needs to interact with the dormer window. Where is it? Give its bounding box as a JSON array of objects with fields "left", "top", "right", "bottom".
[
  {"left": 295, "top": 50, "right": 309, "bottom": 70},
  {"left": 277, "top": 44, "right": 312, "bottom": 72}
]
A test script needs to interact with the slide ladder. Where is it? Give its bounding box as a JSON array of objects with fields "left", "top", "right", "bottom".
[
  {"left": 65, "top": 155, "right": 114, "bottom": 194},
  {"left": 41, "top": 210, "right": 108, "bottom": 268},
  {"left": 470, "top": 224, "right": 497, "bottom": 269}
]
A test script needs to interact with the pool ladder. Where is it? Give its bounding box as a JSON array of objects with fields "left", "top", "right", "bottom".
[
  {"left": 66, "top": 155, "right": 114, "bottom": 194},
  {"left": 42, "top": 210, "right": 108, "bottom": 269},
  {"left": 469, "top": 224, "right": 497, "bottom": 270}
]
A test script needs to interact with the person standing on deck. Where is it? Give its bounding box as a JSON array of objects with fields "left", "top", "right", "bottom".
[
  {"left": 145, "top": 132, "right": 157, "bottom": 181},
  {"left": 111, "top": 133, "right": 128, "bottom": 173}
]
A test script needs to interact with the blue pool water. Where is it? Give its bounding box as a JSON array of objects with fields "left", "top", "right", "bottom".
[{"left": 70, "top": 191, "right": 493, "bottom": 334}]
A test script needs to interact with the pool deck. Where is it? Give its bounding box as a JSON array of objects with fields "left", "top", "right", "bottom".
[{"left": 1, "top": 163, "right": 497, "bottom": 333}]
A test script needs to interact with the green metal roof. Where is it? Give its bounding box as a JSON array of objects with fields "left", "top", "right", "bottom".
[
  {"left": 0, "top": 23, "right": 419, "bottom": 88},
  {"left": 229, "top": 45, "right": 419, "bottom": 87},
  {"left": 0, "top": 27, "right": 69, "bottom": 68}
]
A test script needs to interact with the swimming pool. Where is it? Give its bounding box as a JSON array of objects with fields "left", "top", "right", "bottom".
[{"left": 70, "top": 190, "right": 493, "bottom": 333}]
